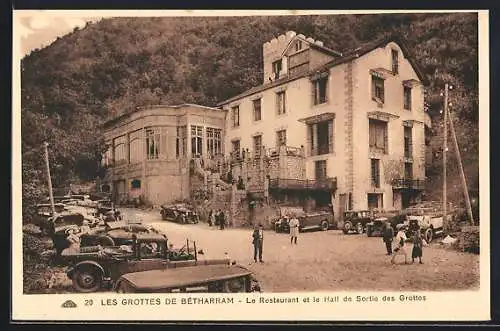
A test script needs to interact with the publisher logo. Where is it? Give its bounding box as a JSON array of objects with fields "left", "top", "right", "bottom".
[{"left": 61, "top": 300, "right": 77, "bottom": 308}]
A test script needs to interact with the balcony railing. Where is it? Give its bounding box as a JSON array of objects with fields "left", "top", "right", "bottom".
[
  {"left": 269, "top": 177, "right": 337, "bottom": 191},
  {"left": 391, "top": 178, "right": 425, "bottom": 190}
]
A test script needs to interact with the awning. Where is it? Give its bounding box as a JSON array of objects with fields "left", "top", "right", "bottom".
[
  {"left": 369, "top": 68, "right": 393, "bottom": 79},
  {"left": 403, "top": 79, "right": 421, "bottom": 88},
  {"left": 298, "top": 112, "right": 335, "bottom": 124},
  {"left": 367, "top": 111, "right": 399, "bottom": 122}
]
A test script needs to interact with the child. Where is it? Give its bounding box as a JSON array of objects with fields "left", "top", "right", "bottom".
[
  {"left": 391, "top": 224, "right": 409, "bottom": 264},
  {"left": 412, "top": 231, "right": 424, "bottom": 264}
]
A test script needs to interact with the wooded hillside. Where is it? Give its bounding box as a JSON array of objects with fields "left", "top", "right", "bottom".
[{"left": 20, "top": 13, "right": 479, "bottom": 220}]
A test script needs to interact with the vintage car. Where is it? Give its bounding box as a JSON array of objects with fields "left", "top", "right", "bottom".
[
  {"left": 404, "top": 202, "right": 449, "bottom": 243},
  {"left": 78, "top": 220, "right": 161, "bottom": 247},
  {"left": 113, "top": 264, "right": 261, "bottom": 293},
  {"left": 62, "top": 234, "right": 230, "bottom": 293},
  {"left": 96, "top": 199, "right": 113, "bottom": 216},
  {"left": 342, "top": 210, "right": 374, "bottom": 234},
  {"left": 34, "top": 203, "right": 66, "bottom": 232},
  {"left": 160, "top": 204, "right": 199, "bottom": 224},
  {"left": 274, "top": 207, "right": 334, "bottom": 233},
  {"left": 365, "top": 211, "right": 406, "bottom": 237},
  {"left": 47, "top": 212, "right": 101, "bottom": 256}
]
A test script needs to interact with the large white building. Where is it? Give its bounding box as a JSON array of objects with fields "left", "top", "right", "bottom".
[{"left": 218, "top": 31, "right": 432, "bottom": 218}]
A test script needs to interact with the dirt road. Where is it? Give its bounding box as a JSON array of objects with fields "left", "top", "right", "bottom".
[{"left": 123, "top": 208, "right": 480, "bottom": 292}]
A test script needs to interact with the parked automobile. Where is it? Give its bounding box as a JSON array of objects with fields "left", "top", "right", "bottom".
[
  {"left": 274, "top": 207, "right": 334, "bottom": 233},
  {"left": 78, "top": 220, "right": 161, "bottom": 248},
  {"left": 366, "top": 211, "right": 406, "bottom": 237},
  {"left": 62, "top": 234, "right": 228, "bottom": 293},
  {"left": 404, "top": 202, "right": 449, "bottom": 243},
  {"left": 113, "top": 264, "right": 261, "bottom": 293},
  {"left": 160, "top": 204, "right": 199, "bottom": 224},
  {"left": 34, "top": 203, "right": 66, "bottom": 232},
  {"left": 342, "top": 210, "right": 374, "bottom": 234},
  {"left": 96, "top": 199, "right": 113, "bottom": 216},
  {"left": 47, "top": 212, "right": 100, "bottom": 256}
]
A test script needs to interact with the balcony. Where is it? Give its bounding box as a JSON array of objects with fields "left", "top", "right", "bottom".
[
  {"left": 269, "top": 177, "right": 337, "bottom": 191},
  {"left": 391, "top": 178, "right": 425, "bottom": 190}
]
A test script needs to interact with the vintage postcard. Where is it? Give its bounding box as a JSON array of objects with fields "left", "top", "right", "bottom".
[{"left": 11, "top": 9, "right": 490, "bottom": 322}]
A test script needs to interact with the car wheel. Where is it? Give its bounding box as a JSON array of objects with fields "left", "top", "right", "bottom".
[
  {"left": 274, "top": 224, "right": 280, "bottom": 233},
  {"left": 356, "top": 222, "right": 364, "bottom": 234},
  {"left": 343, "top": 221, "right": 352, "bottom": 234},
  {"left": 320, "top": 220, "right": 329, "bottom": 231},
  {"left": 72, "top": 266, "right": 103, "bottom": 293},
  {"left": 424, "top": 228, "right": 433, "bottom": 243},
  {"left": 98, "top": 236, "right": 115, "bottom": 247}
]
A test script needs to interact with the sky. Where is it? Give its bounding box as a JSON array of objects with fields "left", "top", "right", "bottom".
[{"left": 15, "top": 14, "right": 101, "bottom": 57}]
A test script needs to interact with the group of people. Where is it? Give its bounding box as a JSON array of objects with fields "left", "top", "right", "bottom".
[
  {"left": 382, "top": 222, "right": 424, "bottom": 264},
  {"left": 207, "top": 209, "right": 227, "bottom": 230}
]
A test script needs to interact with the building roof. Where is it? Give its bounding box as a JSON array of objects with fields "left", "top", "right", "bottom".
[
  {"left": 217, "top": 34, "right": 429, "bottom": 107},
  {"left": 102, "top": 103, "right": 223, "bottom": 129}
]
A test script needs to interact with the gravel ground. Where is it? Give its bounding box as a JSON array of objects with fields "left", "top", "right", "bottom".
[{"left": 121, "top": 208, "right": 480, "bottom": 293}]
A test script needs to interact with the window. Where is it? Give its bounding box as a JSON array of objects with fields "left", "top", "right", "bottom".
[
  {"left": 102, "top": 146, "right": 113, "bottom": 167},
  {"left": 191, "top": 125, "right": 203, "bottom": 156},
  {"left": 404, "top": 162, "right": 413, "bottom": 180},
  {"left": 176, "top": 126, "right": 187, "bottom": 157},
  {"left": 315, "top": 160, "right": 327, "bottom": 180},
  {"left": 404, "top": 126, "right": 412, "bottom": 158},
  {"left": 276, "top": 130, "right": 287, "bottom": 147},
  {"left": 253, "top": 135, "right": 262, "bottom": 157},
  {"left": 146, "top": 129, "right": 161, "bottom": 160},
  {"left": 232, "top": 140, "right": 240, "bottom": 158},
  {"left": 404, "top": 86, "right": 412, "bottom": 110},
  {"left": 272, "top": 59, "right": 282, "bottom": 79},
  {"left": 129, "top": 130, "right": 142, "bottom": 164},
  {"left": 231, "top": 106, "right": 240, "bottom": 127},
  {"left": 206, "top": 127, "right": 222, "bottom": 156},
  {"left": 276, "top": 91, "right": 286, "bottom": 115},
  {"left": 371, "top": 76, "right": 385, "bottom": 103},
  {"left": 371, "top": 158, "right": 380, "bottom": 188},
  {"left": 113, "top": 135, "right": 127, "bottom": 164},
  {"left": 368, "top": 193, "right": 382, "bottom": 210},
  {"left": 295, "top": 40, "right": 303, "bottom": 52},
  {"left": 392, "top": 49, "right": 399, "bottom": 74},
  {"left": 369, "top": 119, "right": 388, "bottom": 154},
  {"left": 309, "top": 120, "right": 334, "bottom": 156},
  {"left": 131, "top": 179, "right": 141, "bottom": 189},
  {"left": 313, "top": 76, "right": 328, "bottom": 105},
  {"left": 253, "top": 99, "right": 262, "bottom": 121}
]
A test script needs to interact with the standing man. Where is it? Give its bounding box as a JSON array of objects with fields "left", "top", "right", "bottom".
[
  {"left": 219, "top": 210, "right": 226, "bottom": 230},
  {"left": 288, "top": 214, "right": 300, "bottom": 245},
  {"left": 382, "top": 221, "right": 394, "bottom": 255},
  {"left": 252, "top": 224, "right": 264, "bottom": 263}
]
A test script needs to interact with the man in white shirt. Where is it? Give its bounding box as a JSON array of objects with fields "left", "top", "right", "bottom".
[
  {"left": 288, "top": 215, "right": 300, "bottom": 245},
  {"left": 391, "top": 224, "right": 409, "bottom": 264}
]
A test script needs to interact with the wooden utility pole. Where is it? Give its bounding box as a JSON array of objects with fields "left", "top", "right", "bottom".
[
  {"left": 443, "top": 84, "right": 448, "bottom": 229},
  {"left": 43, "top": 142, "right": 56, "bottom": 215},
  {"left": 447, "top": 107, "right": 475, "bottom": 226}
]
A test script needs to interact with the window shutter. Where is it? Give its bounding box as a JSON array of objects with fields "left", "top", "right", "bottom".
[
  {"left": 328, "top": 120, "right": 334, "bottom": 154},
  {"left": 384, "top": 125, "right": 388, "bottom": 154},
  {"left": 371, "top": 76, "right": 375, "bottom": 99},
  {"left": 306, "top": 125, "right": 312, "bottom": 156}
]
